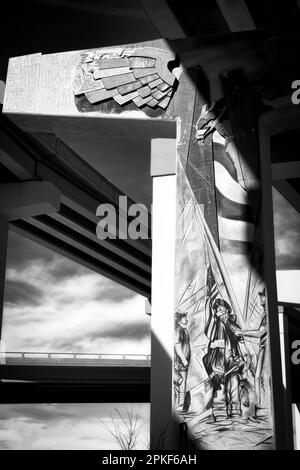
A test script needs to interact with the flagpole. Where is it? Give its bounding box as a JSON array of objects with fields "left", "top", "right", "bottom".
[{"left": 243, "top": 245, "right": 255, "bottom": 322}]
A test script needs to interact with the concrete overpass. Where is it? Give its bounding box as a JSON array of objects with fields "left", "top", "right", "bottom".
[
  {"left": 0, "top": 351, "right": 150, "bottom": 366},
  {"left": 0, "top": 114, "right": 152, "bottom": 300},
  {"left": 0, "top": 352, "right": 151, "bottom": 403},
  {"left": 1, "top": 0, "right": 300, "bottom": 450}
]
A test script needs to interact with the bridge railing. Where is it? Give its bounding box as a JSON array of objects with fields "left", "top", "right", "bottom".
[{"left": 0, "top": 351, "right": 151, "bottom": 361}]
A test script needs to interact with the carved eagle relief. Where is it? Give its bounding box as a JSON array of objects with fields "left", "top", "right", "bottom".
[{"left": 73, "top": 47, "right": 179, "bottom": 110}]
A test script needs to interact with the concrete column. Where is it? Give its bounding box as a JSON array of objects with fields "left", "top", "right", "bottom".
[
  {"left": 292, "top": 404, "right": 300, "bottom": 449},
  {"left": 278, "top": 306, "right": 294, "bottom": 448},
  {"left": 0, "top": 181, "right": 60, "bottom": 220},
  {"left": 0, "top": 217, "right": 8, "bottom": 341},
  {"left": 259, "top": 112, "right": 294, "bottom": 449},
  {"left": 150, "top": 138, "right": 178, "bottom": 449}
]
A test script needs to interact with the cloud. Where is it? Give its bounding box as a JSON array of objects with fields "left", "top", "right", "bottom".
[
  {"left": 6, "top": 231, "right": 89, "bottom": 283},
  {"left": 2, "top": 231, "right": 150, "bottom": 355},
  {"left": 0, "top": 404, "right": 70, "bottom": 423},
  {"left": 93, "top": 278, "right": 136, "bottom": 303},
  {"left": 95, "top": 322, "right": 149, "bottom": 340},
  {"left": 4, "top": 280, "right": 44, "bottom": 307},
  {"left": 43, "top": 321, "right": 150, "bottom": 352},
  {"left": 273, "top": 188, "right": 300, "bottom": 270},
  {"left": 6, "top": 230, "right": 55, "bottom": 270},
  {"left": 0, "top": 404, "right": 150, "bottom": 450},
  {"left": 47, "top": 257, "right": 87, "bottom": 281}
]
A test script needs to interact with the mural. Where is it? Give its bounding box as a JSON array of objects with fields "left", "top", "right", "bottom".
[
  {"left": 174, "top": 132, "right": 273, "bottom": 450},
  {"left": 73, "top": 47, "right": 179, "bottom": 116}
]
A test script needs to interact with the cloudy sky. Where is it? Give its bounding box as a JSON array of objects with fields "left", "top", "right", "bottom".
[
  {"left": 273, "top": 187, "right": 300, "bottom": 303},
  {"left": 0, "top": 403, "right": 149, "bottom": 450},
  {"left": 2, "top": 230, "right": 150, "bottom": 355},
  {"left": 273, "top": 187, "right": 300, "bottom": 270},
  {"left": 1, "top": 231, "right": 151, "bottom": 449}
]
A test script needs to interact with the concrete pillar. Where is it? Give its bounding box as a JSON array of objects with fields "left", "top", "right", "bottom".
[
  {"left": 292, "top": 404, "right": 300, "bottom": 449},
  {"left": 259, "top": 111, "right": 294, "bottom": 449},
  {"left": 278, "top": 306, "right": 294, "bottom": 448},
  {"left": 150, "top": 138, "right": 178, "bottom": 449},
  {"left": 0, "top": 217, "right": 8, "bottom": 341}
]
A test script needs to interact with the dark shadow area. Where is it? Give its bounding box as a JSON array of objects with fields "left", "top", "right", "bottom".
[
  {"left": 271, "top": 130, "right": 300, "bottom": 163},
  {"left": 0, "top": 0, "right": 160, "bottom": 83},
  {"left": 0, "top": 375, "right": 150, "bottom": 403}
]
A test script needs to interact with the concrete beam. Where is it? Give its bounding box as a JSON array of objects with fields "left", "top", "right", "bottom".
[
  {"left": 0, "top": 125, "right": 36, "bottom": 180},
  {"left": 139, "top": 0, "right": 186, "bottom": 39},
  {"left": 51, "top": 208, "right": 151, "bottom": 274},
  {"left": 3, "top": 42, "right": 176, "bottom": 138},
  {"left": 259, "top": 106, "right": 298, "bottom": 449},
  {"left": 10, "top": 220, "right": 151, "bottom": 299},
  {"left": 35, "top": 162, "right": 151, "bottom": 260},
  {"left": 25, "top": 214, "right": 151, "bottom": 290},
  {"left": 0, "top": 181, "right": 61, "bottom": 221},
  {"left": 0, "top": 122, "right": 152, "bottom": 297},
  {"left": 278, "top": 301, "right": 300, "bottom": 311},
  {"left": 216, "top": 0, "right": 256, "bottom": 32},
  {"left": 0, "top": 364, "right": 150, "bottom": 384},
  {"left": 272, "top": 161, "right": 300, "bottom": 180},
  {"left": 150, "top": 138, "right": 177, "bottom": 176},
  {"left": 0, "top": 124, "right": 152, "bottom": 265},
  {"left": 273, "top": 180, "right": 300, "bottom": 214},
  {"left": 33, "top": 132, "right": 151, "bottom": 239}
]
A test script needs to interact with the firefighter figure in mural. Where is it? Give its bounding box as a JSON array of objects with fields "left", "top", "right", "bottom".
[
  {"left": 203, "top": 297, "right": 250, "bottom": 424},
  {"left": 239, "top": 288, "right": 268, "bottom": 408},
  {"left": 174, "top": 312, "right": 191, "bottom": 411}
]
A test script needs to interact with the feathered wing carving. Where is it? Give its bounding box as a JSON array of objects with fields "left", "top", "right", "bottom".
[{"left": 73, "top": 47, "right": 178, "bottom": 110}]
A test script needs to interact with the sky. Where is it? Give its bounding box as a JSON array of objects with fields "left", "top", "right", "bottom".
[
  {"left": 273, "top": 187, "right": 300, "bottom": 303},
  {"left": 273, "top": 187, "right": 300, "bottom": 271},
  {"left": 1, "top": 233, "right": 151, "bottom": 449},
  {"left": 1, "top": 230, "right": 150, "bottom": 355},
  {"left": 0, "top": 403, "right": 150, "bottom": 450}
]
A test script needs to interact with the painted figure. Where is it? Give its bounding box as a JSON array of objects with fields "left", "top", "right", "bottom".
[
  {"left": 203, "top": 299, "right": 246, "bottom": 423},
  {"left": 240, "top": 288, "right": 267, "bottom": 406},
  {"left": 174, "top": 312, "right": 191, "bottom": 410}
]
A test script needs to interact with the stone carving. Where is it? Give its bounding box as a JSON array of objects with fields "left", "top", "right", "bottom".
[{"left": 74, "top": 47, "right": 179, "bottom": 110}]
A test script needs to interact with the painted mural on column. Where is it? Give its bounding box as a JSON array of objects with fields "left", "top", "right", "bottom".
[{"left": 174, "top": 131, "right": 273, "bottom": 450}]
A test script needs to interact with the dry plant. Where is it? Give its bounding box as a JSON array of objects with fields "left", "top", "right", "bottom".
[{"left": 101, "top": 406, "right": 146, "bottom": 450}]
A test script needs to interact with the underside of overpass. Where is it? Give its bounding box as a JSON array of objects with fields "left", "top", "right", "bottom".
[
  {"left": 1, "top": 0, "right": 300, "bottom": 450},
  {"left": 0, "top": 114, "right": 152, "bottom": 298}
]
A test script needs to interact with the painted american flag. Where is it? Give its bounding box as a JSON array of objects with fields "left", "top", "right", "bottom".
[{"left": 204, "top": 264, "right": 220, "bottom": 341}]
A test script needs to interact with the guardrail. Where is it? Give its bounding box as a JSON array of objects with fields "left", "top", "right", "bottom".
[{"left": 0, "top": 351, "right": 151, "bottom": 361}]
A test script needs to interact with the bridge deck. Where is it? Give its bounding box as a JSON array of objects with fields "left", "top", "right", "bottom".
[
  {"left": 0, "top": 352, "right": 151, "bottom": 367},
  {"left": 0, "top": 352, "right": 151, "bottom": 402}
]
